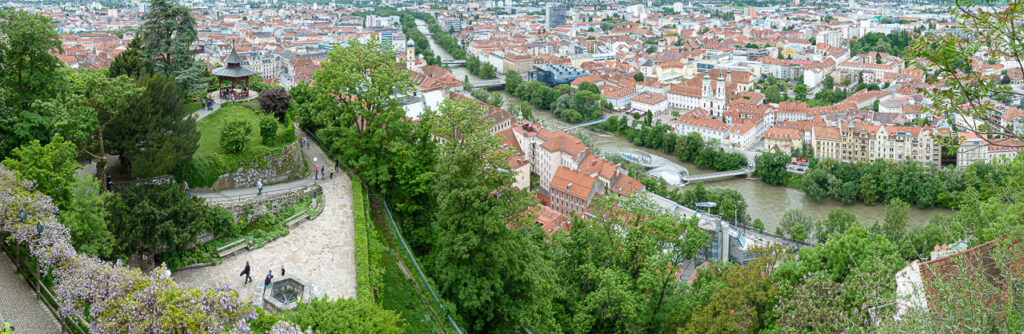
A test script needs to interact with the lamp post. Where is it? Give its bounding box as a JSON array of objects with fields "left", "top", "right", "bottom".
[
  {"left": 13, "top": 210, "right": 27, "bottom": 274},
  {"left": 34, "top": 220, "right": 43, "bottom": 295}
]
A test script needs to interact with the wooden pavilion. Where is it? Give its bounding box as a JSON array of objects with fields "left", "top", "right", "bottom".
[{"left": 212, "top": 47, "right": 258, "bottom": 100}]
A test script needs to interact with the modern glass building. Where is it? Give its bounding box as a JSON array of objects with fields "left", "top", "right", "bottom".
[
  {"left": 545, "top": 3, "right": 566, "bottom": 28},
  {"left": 530, "top": 64, "right": 589, "bottom": 87}
]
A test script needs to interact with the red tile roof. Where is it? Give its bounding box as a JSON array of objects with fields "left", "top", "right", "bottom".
[{"left": 551, "top": 167, "right": 597, "bottom": 200}]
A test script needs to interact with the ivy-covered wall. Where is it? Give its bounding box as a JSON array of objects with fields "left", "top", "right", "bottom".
[
  {"left": 208, "top": 142, "right": 305, "bottom": 190},
  {"left": 218, "top": 184, "right": 323, "bottom": 223}
]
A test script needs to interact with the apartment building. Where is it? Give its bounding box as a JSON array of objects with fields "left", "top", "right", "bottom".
[
  {"left": 673, "top": 108, "right": 730, "bottom": 143},
  {"left": 812, "top": 122, "right": 940, "bottom": 165},
  {"left": 549, "top": 167, "right": 600, "bottom": 218},
  {"left": 764, "top": 127, "right": 804, "bottom": 155},
  {"left": 631, "top": 92, "right": 669, "bottom": 114},
  {"left": 870, "top": 125, "right": 940, "bottom": 165}
]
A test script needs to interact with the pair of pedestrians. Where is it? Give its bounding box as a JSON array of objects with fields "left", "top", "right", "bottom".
[
  {"left": 240, "top": 262, "right": 287, "bottom": 296},
  {"left": 314, "top": 165, "right": 329, "bottom": 180}
]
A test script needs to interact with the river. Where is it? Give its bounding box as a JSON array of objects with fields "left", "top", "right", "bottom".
[{"left": 414, "top": 20, "right": 950, "bottom": 232}]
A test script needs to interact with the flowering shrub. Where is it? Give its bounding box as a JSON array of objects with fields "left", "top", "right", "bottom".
[
  {"left": 270, "top": 321, "right": 310, "bottom": 334},
  {"left": 0, "top": 165, "right": 259, "bottom": 332}
]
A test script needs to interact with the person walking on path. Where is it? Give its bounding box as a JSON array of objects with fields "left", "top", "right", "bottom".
[
  {"left": 281, "top": 265, "right": 286, "bottom": 276},
  {"left": 314, "top": 165, "right": 319, "bottom": 180},
  {"left": 257, "top": 179, "right": 263, "bottom": 196},
  {"left": 262, "top": 271, "right": 274, "bottom": 297},
  {"left": 329, "top": 166, "right": 334, "bottom": 179},
  {"left": 184, "top": 181, "right": 191, "bottom": 198},
  {"left": 240, "top": 261, "right": 252, "bottom": 285},
  {"left": 320, "top": 166, "right": 325, "bottom": 179}
]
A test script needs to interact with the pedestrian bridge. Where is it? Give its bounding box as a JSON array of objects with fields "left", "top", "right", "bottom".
[
  {"left": 562, "top": 117, "right": 608, "bottom": 131},
  {"left": 468, "top": 78, "right": 504, "bottom": 89},
  {"left": 442, "top": 59, "right": 466, "bottom": 67},
  {"left": 680, "top": 167, "right": 753, "bottom": 184}
]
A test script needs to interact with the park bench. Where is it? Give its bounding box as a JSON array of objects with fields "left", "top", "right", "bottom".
[
  {"left": 216, "top": 238, "right": 248, "bottom": 258},
  {"left": 284, "top": 211, "right": 309, "bottom": 229}
]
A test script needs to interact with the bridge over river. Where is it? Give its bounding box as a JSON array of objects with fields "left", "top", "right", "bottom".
[{"left": 620, "top": 150, "right": 751, "bottom": 185}]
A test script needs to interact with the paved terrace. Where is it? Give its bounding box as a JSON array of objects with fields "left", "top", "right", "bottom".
[
  {"left": 0, "top": 252, "right": 61, "bottom": 333},
  {"left": 174, "top": 126, "right": 357, "bottom": 302},
  {"left": 172, "top": 172, "right": 358, "bottom": 302}
]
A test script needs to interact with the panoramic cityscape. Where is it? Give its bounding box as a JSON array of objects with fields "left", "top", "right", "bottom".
[{"left": 0, "top": 0, "right": 1022, "bottom": 332}]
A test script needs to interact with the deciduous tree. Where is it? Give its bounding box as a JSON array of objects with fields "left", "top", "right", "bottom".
[
  {"left": 882, "top": 198, "right": 910, "bottom": 242},
  {"left": 754, "top": 150, "right": 790, "bottom": 185},
  {"left": 258, "top": 87, "right": 292, "bottom": 120},
  {"left": 817, "top": 208, "right": 857, "bottom": 243},
  {"left": 275, "top": 298, "right": 403, "bottom": 334},
  {"left": 779, "top": 209, "right": 815, "bottom": 242},
  {"left": 0, "top": 9, "right": 64, "bottom": 156},
  {"left": 1, "top": 135, "right": 79, "bottom": 207},
  {"left": 59, "top": 175, "right": 114, "bottom": 258},
  {"left": 307, "top": 39, "right": 417, "bottom": 192},
  {"left": 55, "top": 70, "right": 144, "bottom": 186},
  {"left": 430, "top": 98, "right": 557, "bottom": 332},
  {"left": 553, "top": 194, "right": 709, "bottom": 333}
]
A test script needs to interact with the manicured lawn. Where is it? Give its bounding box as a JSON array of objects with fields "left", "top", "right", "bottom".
[
  {"left": 194, "top": 104, "right": 288, "bottom": 157},
  {"left": 185, "top": 101, "right": 203, "bottom": 115}
]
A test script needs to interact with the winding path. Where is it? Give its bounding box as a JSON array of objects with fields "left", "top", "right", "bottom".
[
  {"left": 172, "top": 172, "right": 357, "bottom": 301},
  {"left": 173, "top": 127, "right": 357, "bottom": 301}
]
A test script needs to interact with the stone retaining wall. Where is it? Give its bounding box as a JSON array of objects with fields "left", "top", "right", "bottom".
[
  {"left": 209, "top": 142, "right": 305, "bottom": 190},
  {"left": 217, "top": 184, "right": 322, "bottom": 223}
]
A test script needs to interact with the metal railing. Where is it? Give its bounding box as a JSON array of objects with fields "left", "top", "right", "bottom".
[
  {"left": 303, "top": 127, "right": 463, "bottom": 334},
  {"left": 197, "top": 183, "right": 313, "bottom": 204}
]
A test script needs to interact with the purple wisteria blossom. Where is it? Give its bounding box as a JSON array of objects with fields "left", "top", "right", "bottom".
[{"left": 0, "top": 165, "right": 287, "bottom": 332}]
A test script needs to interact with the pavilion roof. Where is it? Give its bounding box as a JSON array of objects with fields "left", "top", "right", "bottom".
[
  {"left": 212, "top": 65, "right": 257, "bottom": 78},
  {"left": 213, "top": 48, "right": 257, "bottom": 78}
]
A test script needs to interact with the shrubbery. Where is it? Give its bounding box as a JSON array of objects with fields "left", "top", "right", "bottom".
[
  {"left": 259, "top": 116, "right": 277, "bottom": 145},
  {"left": 172, "top": 154, "right": 224, "bottom": 188},
  {"left": 257, "top": 87, "right": 291, "bottom": 120},
  {"left": 220, "top": 120, "right": 252, "bottom": 153}
]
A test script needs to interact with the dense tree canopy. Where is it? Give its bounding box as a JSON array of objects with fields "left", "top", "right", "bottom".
[
  {"left": 601, "top": 120, "right": 748, "bottom": 172},
  {"left": 107, "top": 184, "right": 220, "bottom": 259},
  {"left": 109, "top": 72, "right": 199, "bottom": 178},
  {"left": 509, "top": 79, "right": 611, "bottom": 123},
  {"left": 305, "top": 39, "right": 417, "bottom": 192},
  {"left": 430, "top": 98, "right": 557, "bottom": 332},
  {"left": 551, "top": 194, "right": 709, "bottom": 333},
  {"left": 0, "top": 9, "right": 64, "bottom": 156},
  {"left": 754, "top": 150, "right": 791, "bottom": 185},
  {"left": 138, "top": 0, "right": 209, "bottom": 97},
  {"left": 849, "top": 31, "right": 913, "bottom": 57},
  {"left": 262, "top": 298, "right": 404, "bottom": 334},
  {"left": 54, "top": 70, "right": 144, "bottom": 184}
]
